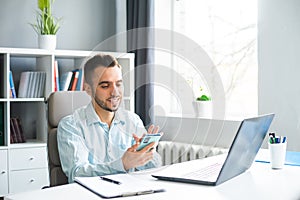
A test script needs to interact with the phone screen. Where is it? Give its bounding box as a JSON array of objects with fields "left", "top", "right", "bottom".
[{"left": 136, "top": 133, "right": 162, "bottom": 151}]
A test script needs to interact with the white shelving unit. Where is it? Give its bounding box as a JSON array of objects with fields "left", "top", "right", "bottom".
[{"left": 0, "top": 47, "right": 135, "bottom": 197}]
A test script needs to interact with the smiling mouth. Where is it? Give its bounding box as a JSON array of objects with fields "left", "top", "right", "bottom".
[{"left": 108, "top": 97, "right": 120, "bottom": 104}]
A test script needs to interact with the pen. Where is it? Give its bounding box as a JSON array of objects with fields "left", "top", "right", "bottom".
[
  {"left": 269, "top": 132, "right": 275, "bottom": 138},
  {"left": 275, "top": 136, "right": 280, "bottom": 143},
  {"left": 269, "top": 132, "right": 275, "bottom": 144},
  {"left": 100, "top": 176, "right": 121, "bottom": 185},
  {"left": 282, "top": 136, "right": 286, "bottom": 143}
]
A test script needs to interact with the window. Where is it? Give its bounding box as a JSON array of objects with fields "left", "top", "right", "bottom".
[{"left": 154, "top": 0, "right": 257, "bottom": 119}]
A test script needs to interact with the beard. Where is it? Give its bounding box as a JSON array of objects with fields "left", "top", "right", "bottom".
[{"left": 94, "top": 95, "right": 120, "bottom": 112}]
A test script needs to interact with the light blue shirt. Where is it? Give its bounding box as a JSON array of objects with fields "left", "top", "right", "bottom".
[{"left": 57, "top": 102, "right": 162, "bottom": 183}]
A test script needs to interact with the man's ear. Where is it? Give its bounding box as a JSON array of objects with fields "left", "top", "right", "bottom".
[{"left": 83, "top": 82, "right": 92, "bottom": 96}]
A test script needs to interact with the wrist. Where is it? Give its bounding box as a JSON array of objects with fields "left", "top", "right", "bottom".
[{"left": 122, "top": 157, "right": 130, "bottom": 171}]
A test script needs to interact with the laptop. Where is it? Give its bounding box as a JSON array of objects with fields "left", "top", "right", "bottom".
[{"left": 152, "top": 114, "right": 275, "bottom": 186}]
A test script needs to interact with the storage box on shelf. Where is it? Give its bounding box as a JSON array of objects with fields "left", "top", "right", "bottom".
[{"left": 0, "top": 48, "right": 135, "bottom": 197}]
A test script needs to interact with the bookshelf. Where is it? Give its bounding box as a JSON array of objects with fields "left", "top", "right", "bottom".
[{"left": 0, "top": 47, "right": 135, "bottom": 197}]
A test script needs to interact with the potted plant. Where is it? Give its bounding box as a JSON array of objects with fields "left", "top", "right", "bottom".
[
  {"left": 192, "top": 87, "right": 212, "bottom": 118},
  {"left": 30, "top": 0, "right": 61, "bottom": 50}
]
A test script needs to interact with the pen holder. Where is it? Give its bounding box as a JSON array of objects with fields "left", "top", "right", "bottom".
[{"left": 269, "top": 142, "right": 287, "bottom": 169}]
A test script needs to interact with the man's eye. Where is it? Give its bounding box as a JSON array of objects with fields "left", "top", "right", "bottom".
[{"left": 100, "top": 84, "right": 109, "bottom": 88}]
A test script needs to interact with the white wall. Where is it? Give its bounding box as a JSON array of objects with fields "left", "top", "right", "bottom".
[
  {"left": 155, "top": 116, "right": 241, "bottom": 149},
  {"left": 258, "top": 0, "right": 300, "bottom": 151},
  {"left": 0, "top": 0, "right": 117, "bottom": 50}
]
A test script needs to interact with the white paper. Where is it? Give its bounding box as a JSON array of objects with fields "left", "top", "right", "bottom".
[{"left": 75, "top": 174, "right": 164, "bottom": 198}]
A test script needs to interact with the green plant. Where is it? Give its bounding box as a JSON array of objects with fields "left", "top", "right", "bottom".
[
  {"left": 196, "top": 87, "right": 211, "bottom": 101},
  {"left": 196, "top": 94, "right": 211, "bottom": 101},
  {"left": 30, "top": 0, "right": 61, "bottom": 35}
]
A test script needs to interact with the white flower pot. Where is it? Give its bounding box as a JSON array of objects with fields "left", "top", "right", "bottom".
[
  {"left": 38, "top": 34, "right": 56, "bottom": 50},
  {"left": 192, "top": 101, "right": 212, "bottom": 118}
]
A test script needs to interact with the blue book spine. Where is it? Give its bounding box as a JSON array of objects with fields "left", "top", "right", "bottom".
[{"left": 9, "top": 71, "right": 17, "bottom": 98}]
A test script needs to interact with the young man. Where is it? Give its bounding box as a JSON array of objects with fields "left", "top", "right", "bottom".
[{"left": 57, "top": 54, "right": 162, "bottom": 183}]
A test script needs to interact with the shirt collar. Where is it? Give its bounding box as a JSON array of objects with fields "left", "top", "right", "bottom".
[{"left": 86, "top": 102, "right": 125, "bottom": 126}]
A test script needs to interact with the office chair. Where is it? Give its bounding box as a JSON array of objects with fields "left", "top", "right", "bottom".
[{"left": 47, "top": 91, "right": 91, "bottom": 186}]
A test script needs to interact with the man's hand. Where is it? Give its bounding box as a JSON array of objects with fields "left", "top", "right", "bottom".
[
  {"left": 122, "top": 124, "right": 162, "bottom": 170},
  {"left": 122, "top": 142, "right": 156, "bottom": 170},
  {"left": 147, "top": 124, "right": 160, "bottom": 135},
  {"left": 144, "top": 124, "right": 162, "bottom": 151}
]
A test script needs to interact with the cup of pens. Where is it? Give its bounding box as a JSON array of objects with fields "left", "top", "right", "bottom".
[{"left": 268, "top": 133, "right": 287, "bottom": 169}]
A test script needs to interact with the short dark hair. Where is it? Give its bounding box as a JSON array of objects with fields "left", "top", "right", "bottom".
[{"left": 84, "top": 54, "right": 121, "bottom": 86}]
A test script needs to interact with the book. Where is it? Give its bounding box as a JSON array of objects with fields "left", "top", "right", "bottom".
[
  {"left": 26, "top": 72, "right": 34, "bottom": 98},
  {"left": 11, "top": 117, "right": 25, "bottom": 143},
  {"left": 33, "top": 72, "right": 42, "bottom": 98},
  {"left": 16, "top": 117, "right": 26, "bottom": 143},
  {"left": 74, "top": 174, "right": 165, "bottom": 198},
  {"left": 60, "top": 71, "right": 73, "bottom": 91},
  {"left": 76, "top": 68, "right": 83, "bottom": 91},
  {"left": 0, "top": 103, "right": 4, "bottom": 146},
  {"left": 38, "top": 72, "right": 46, "bottom": 97},
  {"left": 29, "top": 72, "right": 38, "bottom": 98},
  {"left": 10, "top": 118, "right": 18, "bottom": 143},
  {"left": 67, "top": 71, "right": 76, "bottom": 91},
  {"left": 11, "top": 118, "right": 21, "bottom": 143},
  {"left": 71, "top": 70, "right": 79, "bottom": 91},
  {"left": 18, "top": 71, "right": 46, "bottom": 98},
  {"left": 35, "top": 72, "right": 46, "bottom": 98},
  {"left": 9, "top": 71, "right": 17, "bottom": 98},
  {"left": 18, "top": 72, "right": 31, "bottom": 98},
  {"left": 54, "top": 60, "right": 60, "bottom": 91}
]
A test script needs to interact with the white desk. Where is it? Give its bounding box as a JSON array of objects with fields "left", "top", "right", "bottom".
[{"left": 5, "top": 156, "right": 300, "bottom": 200}]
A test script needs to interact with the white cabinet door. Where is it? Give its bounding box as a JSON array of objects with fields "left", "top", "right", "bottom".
[
  {"left": 8, "top": 147, "right": 49, "bottom": 194},
  {"left": 0, "top": 150, "right": 8, "bottom": 196},
  {"left": 9, "top": 147, "right": 48, "bottom": 170},
  {"left": 9, "top": 168, "right": 49, "bottom": 194}
]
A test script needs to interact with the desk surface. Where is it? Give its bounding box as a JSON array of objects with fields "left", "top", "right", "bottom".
[{"left": 5, "top": 152, "right": 300, "bottom": 200}]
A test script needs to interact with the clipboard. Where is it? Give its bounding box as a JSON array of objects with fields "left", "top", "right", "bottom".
[{"left": 74, "top": 174, "right": 165, "bottom": 198}]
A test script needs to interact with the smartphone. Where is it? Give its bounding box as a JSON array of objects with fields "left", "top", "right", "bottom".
[{"left": 136, "top": 133, "right": 162, "bottom": 151}]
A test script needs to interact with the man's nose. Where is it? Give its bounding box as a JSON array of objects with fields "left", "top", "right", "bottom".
[{"left": 110, "top": 84, "right": 120, "bottom": 96}]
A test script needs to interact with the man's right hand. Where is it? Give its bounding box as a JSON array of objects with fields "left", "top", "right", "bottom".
[{"left": 121, "top": 142, "right": 156, "bottom": 171}]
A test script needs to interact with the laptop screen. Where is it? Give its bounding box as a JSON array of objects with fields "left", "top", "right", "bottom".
[{"left": 216, "top": 114, "right": 274, "bottom": 185}]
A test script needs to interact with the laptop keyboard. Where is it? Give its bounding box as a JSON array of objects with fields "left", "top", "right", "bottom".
[{"left": 183, "top": 163, "right": 223, "bottom": 180}]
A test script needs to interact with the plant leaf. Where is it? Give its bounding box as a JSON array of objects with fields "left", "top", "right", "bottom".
[
  {"left": 31, "top": 0, "right": 61, "bottom": 35},
  {"left": 196, "top": 95, "right": 211, "bottom": 101},
  {"left": 38, "top": 0, "right": 49, "bottom": 11}
]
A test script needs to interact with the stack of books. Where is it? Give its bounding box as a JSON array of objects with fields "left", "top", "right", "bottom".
[
  {"left": 58, "top": 69, "right": 83, "bottom": 91},
  {"left": 10, "top": 117, "right": 26, "bottom": 144},
  {"left": 18, "top": 72, "right": 46, "bottom": 98},
  {"left": 54, "top": 61, "right": 83, "bottom": 91}
]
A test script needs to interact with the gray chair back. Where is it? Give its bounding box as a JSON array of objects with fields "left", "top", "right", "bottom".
[{"left": 47, "top": 91, "right": 91, "bottom": 186}]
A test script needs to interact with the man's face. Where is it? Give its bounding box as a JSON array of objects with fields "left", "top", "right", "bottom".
[{"left": 90, "top": 65, "right": 123, "bottom": 112}]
